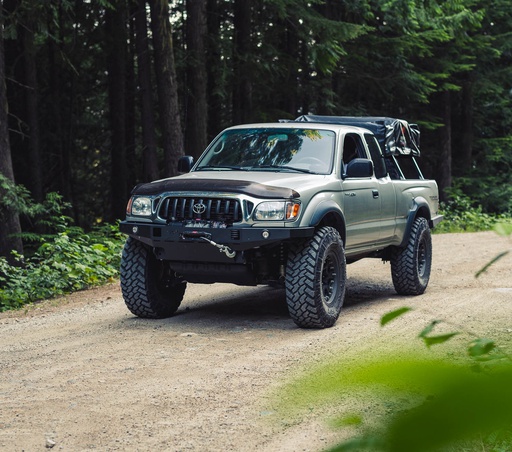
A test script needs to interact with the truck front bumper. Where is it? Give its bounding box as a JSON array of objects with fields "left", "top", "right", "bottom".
[{"left": 120, "top": 221, "right": 315, "bottom": 262}]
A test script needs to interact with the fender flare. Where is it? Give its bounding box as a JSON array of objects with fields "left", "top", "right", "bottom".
[
  {"left": 306, "top": 200, "right": 347, "bottom": 245},
  {"left": 399, "top": 197, "right": 432, "bottom": 248}
]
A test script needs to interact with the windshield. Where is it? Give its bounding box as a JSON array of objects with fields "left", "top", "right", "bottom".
[{"left": 195, "top": 128, "right": 335, "bottom": 174}]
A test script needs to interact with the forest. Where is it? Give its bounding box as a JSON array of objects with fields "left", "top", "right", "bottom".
[
  {"left": 0, "top": 0, "right": 511, "bottom": 261},
  {"left": 1, "top": 3, "right": 511, "bottom": 448}
]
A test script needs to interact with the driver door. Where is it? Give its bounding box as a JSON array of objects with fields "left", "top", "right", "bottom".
[{"left": 341, "top": 134, "right": 381, "bottom": 250}]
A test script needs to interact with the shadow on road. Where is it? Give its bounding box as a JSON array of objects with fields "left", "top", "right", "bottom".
[{"left": 115, "top": 277, "right": 397, "bottom": 332}]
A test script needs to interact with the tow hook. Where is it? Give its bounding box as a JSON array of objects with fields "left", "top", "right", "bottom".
[{"left": 200, "top": 237, "right": 236, "bottom": 259}]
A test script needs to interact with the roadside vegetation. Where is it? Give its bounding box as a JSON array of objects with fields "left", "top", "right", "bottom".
[
  {"left": 0, "top": 179, "right": 125, "bottom": 312},
  {"left": 0, "top": 223, "right": 124, "bottom": 312},
  {"left": 436, "top": 191, "right": 512, "bottom": 234}
]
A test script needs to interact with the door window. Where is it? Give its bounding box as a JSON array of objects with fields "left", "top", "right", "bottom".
[
  {"left": 364, "top": 134, "right": 387, "bottom": 179},
  {"left": 342, "top": 134, "right": 367, "bottom": 173}
]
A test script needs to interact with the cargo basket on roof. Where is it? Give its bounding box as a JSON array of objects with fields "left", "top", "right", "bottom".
[{"left": 293, "top": 115, "right": 421, "bottom": 157}]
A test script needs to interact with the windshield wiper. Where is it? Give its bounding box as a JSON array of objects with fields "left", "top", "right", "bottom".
[
  {"left": 255, "top": 165, "right": 315, "bottom": 174},
  {"left": 195, "top": 165, "right": 249, "bottom": 171}
]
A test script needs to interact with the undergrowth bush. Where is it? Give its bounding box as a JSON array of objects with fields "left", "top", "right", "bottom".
[
  {"left": 0, "top": 188, "right": 125, "bottom": 311},
  {"left": 436, "top": 191, "right": 512, "bottom": 233}
]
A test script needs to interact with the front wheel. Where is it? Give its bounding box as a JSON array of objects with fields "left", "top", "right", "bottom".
[
  {"left": 285, "top": 226, "right": 346, "bottom": 328},
  {"left": 120, "top": 237, "right": 186, "bottom": 318},
  {"left": 390, "top": 217, "right": 432, "bottom": 295}
]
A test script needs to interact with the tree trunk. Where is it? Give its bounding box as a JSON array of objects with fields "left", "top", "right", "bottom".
[
  {"left": 20, "top": 9, "right": 43, "bottom": 202},
  {"left": 185, "top": 0, "right": 208, "bottom": 159},
  {"left": 106, "top": 2, "right": 129, "bottom": 221},
  {"left": 457, "top": 77, "right": 474, "bottom": 176},
  {"left": 232, "top": 0, "right": 252, "bottom": 124},
  {"left": 437, "top": 90, "right": 452, "bottom": 202},
  {"left": 134, "top": 0, "right": 159, "bottom": 182},
  {"left": 126, "top": 7, "right": 137, "bottom": 190},
  {"left": 0, "top": 15, "right": 23, "bottom": 260},
  {"left": 206, "top": 0, "right": 223, "bottom": 138},
  {"left": 275, "top": 12, "right": 299, "bottom": 116},
  {"left": 47, "top": 3, "right": 72, "bottom": 203},
  {"left": 314, "top": 0, "right": 338, "bottom": 115},
  {"left": 148, "top": 0, "right": 184, "bottom": 176}
]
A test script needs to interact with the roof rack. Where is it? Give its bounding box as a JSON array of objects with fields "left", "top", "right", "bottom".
[{"left": 291, "top": 115, "right": 421, "bottom": 157}]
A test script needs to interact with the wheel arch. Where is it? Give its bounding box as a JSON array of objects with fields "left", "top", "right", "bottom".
[
  {"left": 399, "top": 197, "right": 432, "bottom": 248},
  {"left": 307, "top": 201, "right": 347, "bottom": 246}
]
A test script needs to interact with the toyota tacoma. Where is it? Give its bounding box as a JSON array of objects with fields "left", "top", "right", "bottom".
[{"left": 119, "top": 115, "right": 442, "bottom": 328}]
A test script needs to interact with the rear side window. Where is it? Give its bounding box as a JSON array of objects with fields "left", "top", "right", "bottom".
[
  {"left": 395, "top": 156, "right": 424, "bottom": 179},
  {"left": 364, "top": 134, "right": 387, "bottom": 179}
]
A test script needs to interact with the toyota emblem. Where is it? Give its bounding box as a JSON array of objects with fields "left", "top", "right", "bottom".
[{"left": 192, "top": 203, "right": 206, "bottom": 214}]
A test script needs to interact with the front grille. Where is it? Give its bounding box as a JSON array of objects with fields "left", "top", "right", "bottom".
[{"left": 158, "top": 197, "right": 243, "bottom": 224}]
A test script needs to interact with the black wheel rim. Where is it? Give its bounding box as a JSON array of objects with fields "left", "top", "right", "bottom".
[
  {"left": 417, "top": 239, "right": 427, "bottom": 277},
  {"left": 321, "top": 249, "right": 339, "bottom": 306}
]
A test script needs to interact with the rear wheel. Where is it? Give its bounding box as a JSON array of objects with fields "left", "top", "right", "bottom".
[
  {"left": 285, "top": 226, "right": 346, "bottom": 328},
  {"left": 390, "top": 217, "right": 432, "bottom": 295},
  {"left": 120, "top": 237, "right": 186, "bottom": 318}
]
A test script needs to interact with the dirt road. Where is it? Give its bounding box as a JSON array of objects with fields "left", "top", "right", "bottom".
[{"left": 1, "top": 232, "right": 511, "bottom": 451}]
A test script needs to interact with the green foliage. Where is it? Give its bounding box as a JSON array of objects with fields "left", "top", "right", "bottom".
[
  {"left": 435, "top": 191, "right": 512, "bottom": 233},
  {"left": 468, "top": 338, "right": 499, "bottom": 361},
  {"left": 276, "top": 223, "right": 511, "bottom": 451},
  {"left": 380, "top": 306, "right": 412, "bottom": 326},
  {"left": 0, "top": 173, "right": 75, "bottom": 244},
  {"left": 454, "top": 138, "right": 512, "bottom": 215},
  {"left": 323, "top": 359, "right": 512, "bottom": 452},
  {"left": 275, "top": 308, "right": 512, "bottom": 452},
  {"left": 0, "top": 172, "right": 46, "bottom": 220},
  {"left": 418, "top": 320, "right": 459, "bottom": 348},
  {"left": 0, "top": 184, "right": 125, "bottom": 311},
  {"left": 0, "top": 223, "right": 124, "bottom": 311}
]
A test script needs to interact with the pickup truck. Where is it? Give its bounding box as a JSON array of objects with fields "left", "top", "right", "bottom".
[{"left": 119, "top": 115, "right": 442, "bottom": 328}]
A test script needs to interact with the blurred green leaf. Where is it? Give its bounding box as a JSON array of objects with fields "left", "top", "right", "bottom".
[
  {"left": 421, "top": 333, "right": 459, "bottom": 348},
  {"left": 418, "top": 321, "right": 459, "bottom": 347},
  {"left": 381, "top": 307, "right": 412, "bottom": 326},
  {"left": 328, "top": 436, "right": 383, "bottom": 452},
  {"left": 330, "top": 414, "right": 363, "bottom": 428},
  {"left": 494, "top": 223, "right": 512, "bottom": 237},
  {"left": 469, "top": 338, "right": 496, "bottom": 357},
  {"left": 277, "top": 353, "right": 512, "bottom": 452},
  {"left": 418, "top": 320, "right": 440, "bottom": 338},
  {"left": 476, "top": 251, "right": 510, "bottom": 278}
]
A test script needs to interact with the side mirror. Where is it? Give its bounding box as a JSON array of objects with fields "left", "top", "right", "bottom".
[
  {"left": 178, "top": 156, "right": 194, "bottom": 173},
  {"left": 344, "top": 158, "right": 374, "bottom": 179}
]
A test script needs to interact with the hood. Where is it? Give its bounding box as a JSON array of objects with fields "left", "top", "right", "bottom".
[{"left": 131, "top": 171, "right": 331, "bottom": 199}]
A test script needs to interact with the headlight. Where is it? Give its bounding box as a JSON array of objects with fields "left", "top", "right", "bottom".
[
  {"left": 254, "top": 201, "right": 300, "bottom": 221},
  {"left": 129, "top": 197, "right": 152, "bottom": 216}
]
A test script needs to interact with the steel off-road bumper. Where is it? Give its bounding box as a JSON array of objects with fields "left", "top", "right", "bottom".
[{"left": 119, "top": 221, "right": 315, "bottom": 263}]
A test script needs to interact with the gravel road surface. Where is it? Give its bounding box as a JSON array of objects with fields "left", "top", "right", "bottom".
[{"left": 1, "top": 232, "right": 510, "bottom": 451}]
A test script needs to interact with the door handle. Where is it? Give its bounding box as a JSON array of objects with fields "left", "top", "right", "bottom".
[{"left": 372, "top": 190, "right": 379, "bottom": 199}]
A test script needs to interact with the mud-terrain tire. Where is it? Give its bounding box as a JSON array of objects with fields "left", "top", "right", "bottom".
[
  {"left": 120, "top": 237, "right": 186, "bottom": 318},
  {"left": 390, "top": 217, "right": 432, "bottom": 295},
  {"left": 285, "top": 226, "right": 346, "bottom": 329}
]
